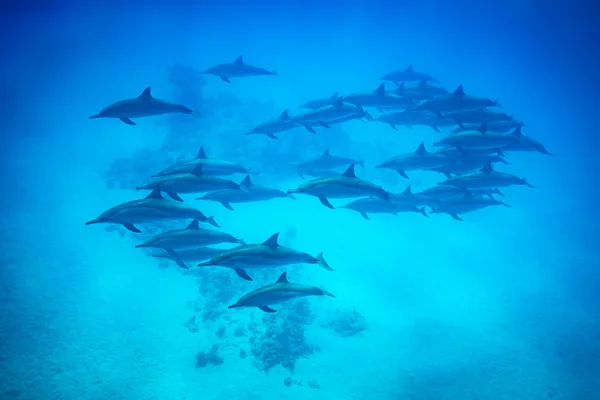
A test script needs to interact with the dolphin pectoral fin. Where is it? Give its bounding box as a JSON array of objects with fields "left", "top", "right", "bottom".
[
  {"left": 304, "top": 125, "right": 317, "bottom": 133},
  {"left": 296, "top": 171, "right": 305, "bottom": 179},
  {"left": 320, "top": 122, "right": 331, "bottom": 128},
  {"left": 258, "top": 305, "right": 276, "bottom": 313},
  {"left": 266, "top": 133, "right": 278, "bottom": 139},
  {"left": 164, "top": 249, "right": 188, "bottom": 269},
  {"left": 360, "top": 211, "right": 370, "bottom": 220},
  {"left": 167, "top": 192, "right": 184, "bottom": 202},
  {"left": 234, "top": 268, "right": 253, "bottom": 281},
  {"left": 287, "top": 193, "right": 296, "bottom": 200},
  {"left": 123, "top": 223, "right": 141, "bottom": 233},
  {"left": 318, "top": 196, "right": 334, "bottom": 209},
  {"left": 221, "top": 201, "right": 235, "bottom": 211},
  {"left": 220, "top": 76, "right": 231, "bottom": 83},
  {"left": 450, "top": 213, "right": 463, "bottom": 221},
  {"left": 418, "top": 207, "right": 428, "bottom": 217},
  {"left": 120, "top": 117, "right": 136, "bottom": 125},
  {"left": 388, "top": 123, "right": 398, "bottom": 131},
  {"left": 443, "top": 172, "right": 452, "bottom": 179},
  {"left": 432, "top": 125, "right": 441, "bottom": 133},
  {"left": 397, "top": 169, "right": 409, "bottom": 179},
  {"left": 315, "top": 252, "right": 334, "bottom": 271},
  {"left": 206, "top": 216, "right": 220, "bottom": 227}
]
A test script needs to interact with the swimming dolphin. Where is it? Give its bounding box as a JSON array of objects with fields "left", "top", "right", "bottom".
[
  {"left": 196, "top": 175, "right": 295, "bottom": 210},
  {"left": 293, "top": 168, "right": 343, "bottom": 180},
  {"left": 375, "top": 142, "right": 450, "bottom": 179},
  {"left": 228, "top": 272, "right": 335, "bottom": 313},
  {"left": 89, "top": 87, "right": 196, "bottom": 125},
  {"left": 451, "top": 119, "right": 524, "bottom": 134},
  {"left": 340, "top": 196, "right": 428, "bottom": 220},
  {"left": 430, "top": 193, "right": 511, "bottom": 221},
  {"left": 390, "top": 185, "right": 431, "bottom": 207},
  {"left": 342, "top": 83, "right": 415, "bottom": 109},
  {"left": 201, "top": 56, "right": 277, "bottom": 83},
  {"left": 443, "top": 109, "right": 514, "bottom": 125},
  {"left": 403, "top": 79, "right": 449, "bottom": 99},
  {"left": 414, "top": 85, "right": 501, "bottom": 116},
  {"left": 300, "top": 92, "right": 339, "bottom": 109},
  {"left": 427, "top": 153, "right": 508, "bottom": 178},
  {"left": 433, "top": 121, "right": 520, "bottom": 152},
  {"left": 153, "top": 146, "right": 253, "bottom": 177},
  {"left": 418, "top": 186, "right": 504, "bottom": 205},
  {"left": 501, "top": 125, "right": 554, "bottom": 156},
  {"left": 197, "top": 233, "right": 333, "bottom": 281},
  {"left": 290, "top": 149, "right": 365, "bottom": 173},
  {"left": 287, "top": 164, "right": 390, "bottom": 209},
  {"left": 137, "top": 164, "right": 243, "bottom": 201},
  {"left": 135, "top": 219, "right": 244, "bottom": 250},
  {"left": 245, "top": 110, "right": 300, "bottom": 139},
  {"left": 439, "top": 162, "right": 535, "bottom": 190},
  {"left": 85, "top": 188, "right": 219, "bottom": 233},
  {"left": 290, "top": 97, "right": 368, "bottom": 133},
  {"left": 152, "top": 247, "right": 225, "bottom": 269},
  {"left": 379, "top": 65, "right": 439, "bottom": 84},
  {"left": 376, "top": 109, "right": 455, "bottom": 132}
]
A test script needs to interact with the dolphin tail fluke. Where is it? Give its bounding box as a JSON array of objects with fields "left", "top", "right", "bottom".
[{"left": 315, "top": 252, "right": 334, "bottom": 271}]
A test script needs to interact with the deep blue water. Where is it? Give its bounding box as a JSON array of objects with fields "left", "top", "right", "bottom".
[{"left": 1, "top": 1, "right": 599, "bottom": 399}]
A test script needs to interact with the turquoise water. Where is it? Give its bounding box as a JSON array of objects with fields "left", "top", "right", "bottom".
[{"left": 1, "top": 2, "right": 599, "bottom": 399}]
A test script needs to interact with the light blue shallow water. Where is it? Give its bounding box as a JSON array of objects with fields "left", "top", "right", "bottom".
[{"left": 1, "top": 2, "right": 599, "bottom": 399}]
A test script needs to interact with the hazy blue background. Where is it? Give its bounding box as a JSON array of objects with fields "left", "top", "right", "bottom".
[{"left": 1, "top": 1, "right": 599, "bottom": 399}]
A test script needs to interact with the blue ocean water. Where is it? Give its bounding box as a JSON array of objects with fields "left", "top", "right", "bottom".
[{"left": 1, "top": 1, "right": 599, "bottom": 399}]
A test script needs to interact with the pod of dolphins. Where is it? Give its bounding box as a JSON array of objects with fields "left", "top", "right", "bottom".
[{"left": 86, "top": 58, "right": 553, "bottom": 313}]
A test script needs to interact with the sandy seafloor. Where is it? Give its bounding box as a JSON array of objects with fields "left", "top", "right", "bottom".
[{"left": 1, "top": 6, "right": 600, "bottom": 400}]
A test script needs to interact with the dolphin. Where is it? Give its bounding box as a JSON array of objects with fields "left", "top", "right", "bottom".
[
  {"left": 403, "top": 79, "right": 449, "bottom": 99},
  {"left": 300, "top": 92, "right": 339, "bottom": 109},
  {"left": 228, "top": 272, "right": 335, "bottom": 313},
  {"left": 375, "top": 142, "right": 451, "bottom": 179},
  {"left": 439, "top": 162, "right": 535, "bottom": 190},
  {"left": 287, "top": 164, "right": 391, "bottom": 209},
  {"left": 342, "top": 83, "right": 415, "bottom": 109},
  {"left": 451, "top": 119, "right": 524, "bottom": 134},
  {"left": 390, "top": 185, "right": 431, "bottom": 207},
  {"left": 245, "top": 110, "right": 301, "bottom": 139},
  {"left": 340, "top": 196, "right": 428, "bottom": 220},
  {"left": 153, "top": 146, "right": 253, "bottom": 177},
  {"left": 430, "top": 193, "right": 511, "bottom": 221},
  {"left": 433, "top": 121, "right": 520, "bottom": 152},
  {"left": 137, "top": 164, "right": 243, "bottom": 201},
  {"left": 376, "top": 109, "right": 455, "bottom": 132},
  {"left": 294, "top": 168, "right": 343, "bottom": 180},
  {"left": 135, "top": 219, "right": 244, "bottom": 250},
  {"left": 152, "top": 247, "right": 225, "bottom": 269},
  {"left": 290, "top": 97, "right": 368, "bottom": 133},
  {"left": 195, "top": 175, "right": 295, "bottom": 210},
  {"left": 201, "top": 56, "right": 277, "bottom": 83},
  {"left": 290, "top": 149, "right": 365, "bottom": 173},
  {"left": 501, "top": 125, "right": 554, "bottom": 156},
  {"left": 89, "top": 87, "right": 196, "bottom": 125},
  {"left": 418, "top": 186, "right": 505, "bottom": 204},
  {"left": 427, "top": 153, "right": 508, "bottom": 178},
  {"left": 379, "top": 65, "right": 439, "bottom": 84},
  {"left": 443, "top": 109, "right": 514, "bottom": 125},
  {"left": 85, "top": 188, "right": 219, "bottom": 233},
  {"left": 197, "top": 233, "right": 333, "bottom": 281},
  {"left": 414, "top": 85, "right": 501, "bottom": 116}
]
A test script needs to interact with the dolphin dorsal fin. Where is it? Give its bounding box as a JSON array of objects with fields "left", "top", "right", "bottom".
[
  {"left": 186, "top": 219, "right": 199, "bottom": 230},
  {"left": 276, "top": 272, "right": 289, "bottom": 283},
  {"left": 139, "top": 87, "right": 152, "bottom": 100},
  {"left": 332, "top": 96, "right": 344, "bottom": 108},
  {"left": 415, "top": 142, "right": 426, "bottom": 155},
  {"left": 146, "top": 188, "right": 163, "bottom": 200},
  {"left": 196, "top": 146, "right": 207, "bottom": 159},
  {"left": 262, "top": 233, "right": 280, "bottom": 248},
  {"left": 478, "top": 121, "right": 488, "bottom": 134},
  {"left": 240, "top": 175, "right": 252, "bottom": 187},
  {"left": 322, "top": 148, "right": 330, "bottom": 157},
  {"left": 480, "top": 162, "right": 493, "bottom": 174},
  {"left": 402, "top": 185, "right": 412, "bottom": 195},
  {"left": 234, "top": 56, "right": 244, "bottom": 66},
  {"left": 394, "top": 82, "right": 404, "bottom": 95},
  {"left": 511, "top": 124, "right": 523, "bottom": 137},
  {"left": 452, "top": 85, "right": 464, "bottom": 97},
  {"left": 342, "top": 164, "right": 356, "bottom": 178},
  {"left": 405, "top": 65, "right": 414, "bottom": 72},
  {"left": 329, "top": 92, "right": 339, "bottom": 101},
  {"left": 419, "top": 79, "right": 426, "bottom": 88},
  {"left": 279, "top": 110, "right": 289, "bottom": 121},
  {"left": 375, "top": 83, "right": 386, "bottom": 95},
  {"left": 191, "top": 163, "right": 203, "bottom": 176}
]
